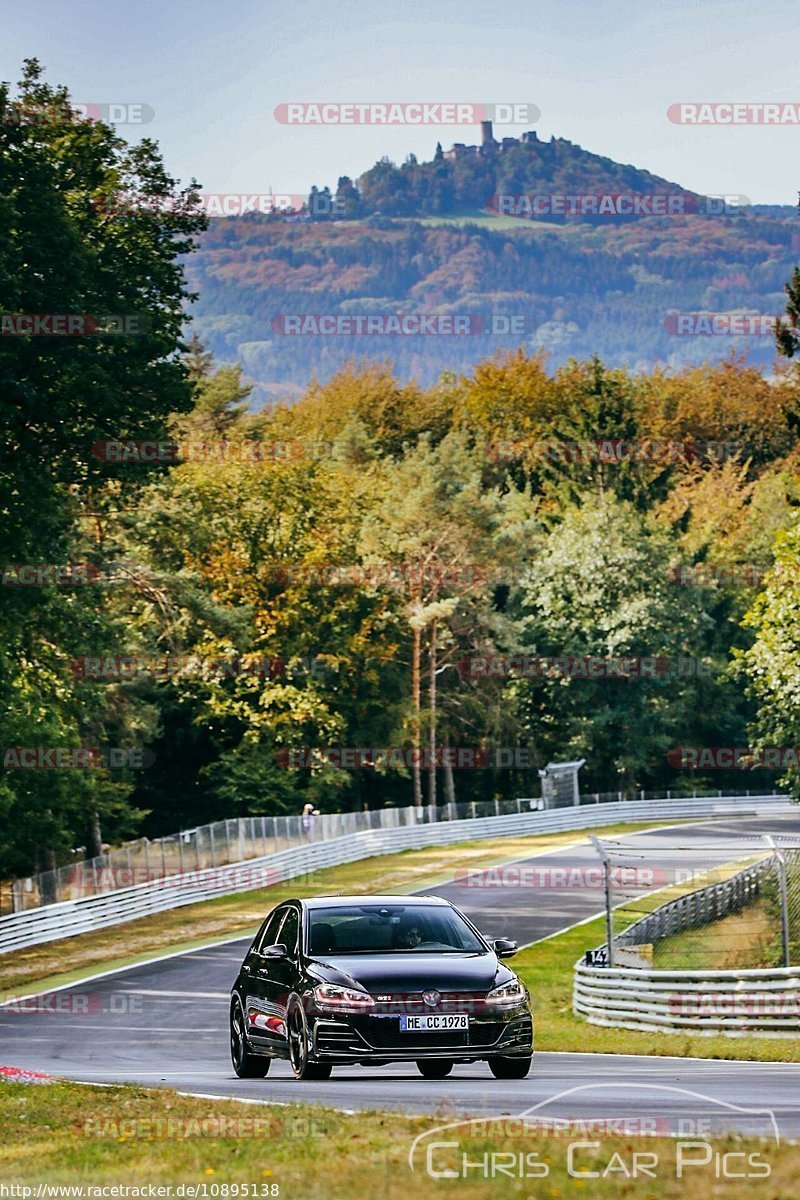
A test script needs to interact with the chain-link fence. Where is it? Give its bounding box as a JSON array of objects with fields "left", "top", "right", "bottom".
[
  {"left": 0, "top": 796, "right": 535, "bottom": 914},
  {"left": 1, "top": 785, "right": 786, "bottom": 916},
  {"left": 587, "top": 828, "right": 800, "bottom": 970}
]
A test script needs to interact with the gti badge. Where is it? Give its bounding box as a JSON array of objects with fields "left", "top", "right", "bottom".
[{"left": 422, "top": 989, "right": 440, "bottom": 1008}]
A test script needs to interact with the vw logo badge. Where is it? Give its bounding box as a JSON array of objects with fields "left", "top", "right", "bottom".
[{"left": 422, "top": 989, "right": 440, "bottom": 1008}]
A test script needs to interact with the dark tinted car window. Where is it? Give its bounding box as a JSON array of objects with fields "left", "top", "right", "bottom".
[
  {"left": 278, "top": 907, "right": 300, "bottom": 955},
  {"left": 256, "top": 908, "right": 286, "bottom": 952},
  {"left": 308, "top": 905, "right": 484, "bottom": 954}
]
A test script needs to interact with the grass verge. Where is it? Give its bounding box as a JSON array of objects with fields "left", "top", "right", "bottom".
[
  {"left": 515, "top": 893, "right": 800, "bottom": 1061},
  {"left": 0, "top": 1078, "right": 795, "bottom": 1198},
  {"left": 652, "top": 898, "right": 774, "bottom": 970}
]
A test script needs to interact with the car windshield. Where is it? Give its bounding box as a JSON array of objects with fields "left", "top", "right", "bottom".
[{"left": 307, "top": 904, "right": 485, "bottom": 955}]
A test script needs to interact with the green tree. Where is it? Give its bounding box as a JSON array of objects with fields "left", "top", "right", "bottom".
[
  {"left": 740, "top": 517, "right": 800, "bottom": 797},
  {"left": 0, "top": 59, "right": 205, "bottom": 876},
  {"left": 511, "top": 496, "right": 714, "bottom": 793}
]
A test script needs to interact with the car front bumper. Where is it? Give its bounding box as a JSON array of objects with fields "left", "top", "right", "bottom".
[{"left": 310, "top": 1007, "right": 533, "bottom": 1063}]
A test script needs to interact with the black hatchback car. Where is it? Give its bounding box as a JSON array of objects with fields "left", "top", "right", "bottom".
[{"left": 229, "top": 895, "right": 533, "bottom": 1080}]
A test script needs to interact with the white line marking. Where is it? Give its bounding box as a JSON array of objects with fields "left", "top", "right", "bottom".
[
  {"left": 115, "top": 989, "right": 230, "bottom": 999},
  {"left": 0, "top": 937, "right": 249, "bottom": 1011}
]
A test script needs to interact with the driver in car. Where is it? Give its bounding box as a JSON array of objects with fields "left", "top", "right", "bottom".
[{"left": 395, "top": 922, "right": 423, "bottom": 949}]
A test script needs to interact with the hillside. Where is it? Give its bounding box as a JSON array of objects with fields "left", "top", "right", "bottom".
[
  {"left": 183, "top": 132, "right": 798, "bottom": 402},
  {"left": 355, "top": 129, "right": 694, "bottom": 220}
]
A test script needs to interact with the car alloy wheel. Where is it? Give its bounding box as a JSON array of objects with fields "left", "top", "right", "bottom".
[{"left": 287, "top": 998, "right": 332, "bottom": 1080}]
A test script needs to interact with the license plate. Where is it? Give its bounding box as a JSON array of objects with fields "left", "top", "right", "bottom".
[{"left": 399, "top": 1013, "right": 469, "bottom": 1031}]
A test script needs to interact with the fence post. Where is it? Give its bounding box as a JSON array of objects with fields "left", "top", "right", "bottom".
[
  {"left": 589, "top": 835, "right": 614, "bottom": 968},
  {"left": 765, "top": 835, "right": 790, "bottom": 968}
]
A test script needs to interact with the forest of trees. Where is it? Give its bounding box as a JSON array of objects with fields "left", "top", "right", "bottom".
[
  {"left": 187, "top": 208, "right": 798, "bottom": 399},
  {"left": 5, "top": 63, "right": 800, "bottom": 883}
]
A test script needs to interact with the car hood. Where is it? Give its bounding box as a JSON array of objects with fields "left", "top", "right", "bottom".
[{"left": 308, "top": 951, "right": 510, "bottom": 994}]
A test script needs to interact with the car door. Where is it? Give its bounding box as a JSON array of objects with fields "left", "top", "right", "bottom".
[
  {"left": 263, "top": 905, "right": 301, "bottom": 1023},
  {"left": 241, "top": 906, "right": 288, "bottom": 1050}
]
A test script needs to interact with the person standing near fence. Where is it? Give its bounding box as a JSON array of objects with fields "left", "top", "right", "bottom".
[{"left": 301, "top": 803, "right": 319, "bottom": 840}]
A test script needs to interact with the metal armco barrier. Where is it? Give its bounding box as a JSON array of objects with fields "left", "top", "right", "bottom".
[
  {"left": 0, "top": 794, "right": 791, "bottom": 955},
  {"left": 574, "top": 962, "right": 800, "bottom": 1036}
]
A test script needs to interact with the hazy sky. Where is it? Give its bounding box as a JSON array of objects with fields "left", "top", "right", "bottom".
[{"left": 4, "top": 0, "right": 798, "bottom": 204}]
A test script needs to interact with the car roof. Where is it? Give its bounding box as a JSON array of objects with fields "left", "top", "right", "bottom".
[{"left": 292, "top": 895, "right": 451, "bottom": 909}]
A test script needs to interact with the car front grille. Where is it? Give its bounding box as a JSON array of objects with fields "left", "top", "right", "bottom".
[{"left": 370, "top": 991, "right": 490, "bottom": 1014}]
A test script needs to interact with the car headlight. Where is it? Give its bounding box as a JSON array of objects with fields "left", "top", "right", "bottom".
[
  {"left": 486, "top": 979, "right": 526, "bottom": 1008},
  {"left": 313, "top": 983, "right": 375, "bottom": 1012}
]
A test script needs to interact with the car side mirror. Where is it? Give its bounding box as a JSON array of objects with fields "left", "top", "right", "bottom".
[
  {"left": 493, "top": 938, "right": 518, "bottom": 958},
  {"left": 262, "top": 943, "right": 288, "bottom": 958}
]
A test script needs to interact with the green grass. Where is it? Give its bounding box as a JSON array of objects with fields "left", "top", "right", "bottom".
[
  {"left": 652, "top": 898, "right": 776, "bottom": 970},
  {"left": 397, "top": 212, "right": 583, "bottom": 233},
  {"left": 0, "top": 1079, "right": 796, "bottom": 1198},
  {"left": 516, "top": 904, "right": 800, "bottom": 1060}
]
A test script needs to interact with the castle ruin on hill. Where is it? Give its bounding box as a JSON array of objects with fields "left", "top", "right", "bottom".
[{"left": 443, "top": 119, "right": 544, "bottom": 160}]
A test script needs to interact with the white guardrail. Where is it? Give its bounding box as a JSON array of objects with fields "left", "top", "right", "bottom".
[
  {"left": 574, "top": 963, "right": 800, "bottom": 1037},
  {"left": 0, "top": 793, "right": 792, "bottom": 956}
]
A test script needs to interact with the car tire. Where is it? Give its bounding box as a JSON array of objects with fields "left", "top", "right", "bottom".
[
  {"left": 487, "top": 1054, "right": 532, "bottom": 1079},
  {"left": 416, "top": 1060, "right": 454, "bottom": 1079},
  {"left": 230, "top": 999, "right": 271, "bottom": 1078},
  {"left": 287, "top": 999, "right": 333, "bottom": 1080}
]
